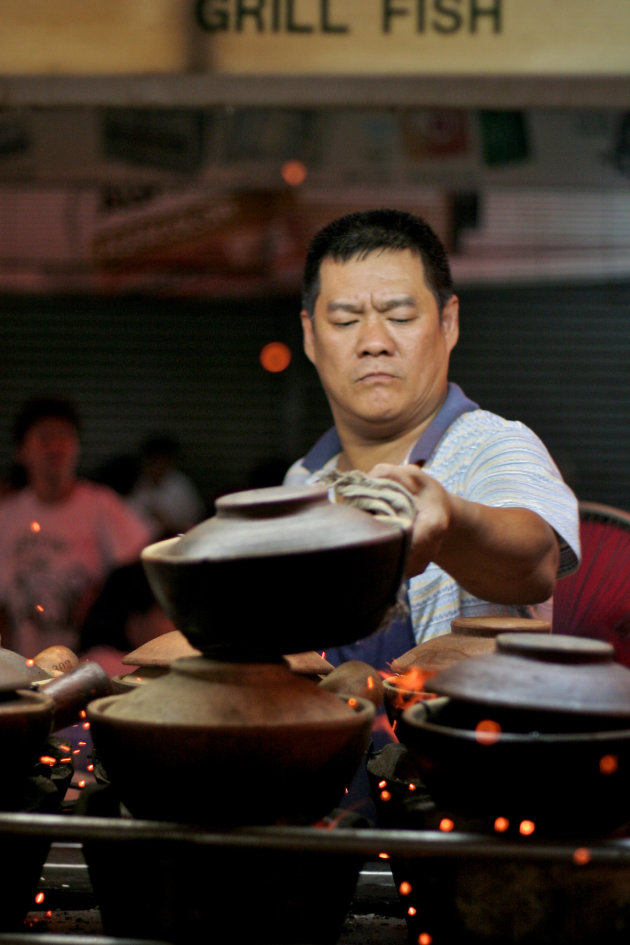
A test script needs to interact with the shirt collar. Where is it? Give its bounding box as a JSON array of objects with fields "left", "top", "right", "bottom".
[{"left": 302, "top": 382, "right": 478, "bottom": 473}]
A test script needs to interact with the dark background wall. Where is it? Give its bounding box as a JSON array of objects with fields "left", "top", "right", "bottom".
[{"left": 1, "top": 278, "right": 628, "bottom": 512}]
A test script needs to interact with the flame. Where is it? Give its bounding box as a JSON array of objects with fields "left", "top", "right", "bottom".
[
  {"left": 573, "top": 847, "right": 592, "bottom": 866},
  {"left": 34, "top": 892, "right": 45, "bottom": 905},
  {"left": 399, "top": 881, "right": 413, "bottom": 896},
  {"left": 494, "top": 817, "right": 510, "bottom": 833},
  {"left": 30, "top": 521, "right": 41, "bottom": 533},
  {"left": 474, "top": 719, "right": 502, "bottom": 746},
  {"left": 439, "top": 818, "right": 454, "bottom": 832},
  {"left": 600, "top": 754, "right": 618, "bottom": 775},
  {"left": 519, "top": 820, "right": 536, "bottom": 836},
  {"left": 386, "top": 667, "right": 437, "bottom": 709}
]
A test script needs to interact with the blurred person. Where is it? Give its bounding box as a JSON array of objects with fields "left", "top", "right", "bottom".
[
  {"left": 0, "top": 396, "right": 151, "bottom": 662},
  {"left": 127, "top": 433, "right": 206, "bottom": 540}
]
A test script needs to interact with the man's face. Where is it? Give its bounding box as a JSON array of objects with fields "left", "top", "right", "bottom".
[
  {"left": 18, "top": 417, "right": 79, "bottom": 492},
  {"left": 301, "top": 249, "right": 459, "bottom": 441}
]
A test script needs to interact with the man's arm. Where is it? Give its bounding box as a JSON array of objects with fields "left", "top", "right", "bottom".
[{"left": 370, "top": 463, "right": 559, "bottom": 605}]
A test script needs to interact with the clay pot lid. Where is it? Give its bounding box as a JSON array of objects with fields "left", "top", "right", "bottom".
[
  {"left": 0, "top": 646, "right": 50, "bottom": 692},
  {"left": 146, "top": 483, "right": 406, "bottom": 564},
  {"left": 123, "top": 631, "right": 201, "bottom": 667},
  {"left": 391, "top": 617, "right": 551, "bottom": 675},
  {"left": 449, "top": 616, "right": 551, "bottom": 637},
  {"left": 429, "top": 632, "right": 630, "bottom": 718},
  {"left": 123, "top": 633, "right": 334, "bottom": 678}
]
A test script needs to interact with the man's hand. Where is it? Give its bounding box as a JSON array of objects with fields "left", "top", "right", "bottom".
[{"left": 369, "top": 462, "right": 560, "bottom": 605}]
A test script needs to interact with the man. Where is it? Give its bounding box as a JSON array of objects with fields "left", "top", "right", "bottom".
[
  {"left": 286, "top": 209, "right": 580, "bottom": 670},
  {"left": 0, "top": 396, "right": 151, "bottom": 660}
]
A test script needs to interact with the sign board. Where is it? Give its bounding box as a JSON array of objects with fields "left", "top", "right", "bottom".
[{"left": 1, "top": 0, "right": 629, "bottom": 76}]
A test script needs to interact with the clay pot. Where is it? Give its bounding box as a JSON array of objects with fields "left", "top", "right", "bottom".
[
  {"left": 88, "top": 656, "right": 375, "bottom": 826},
  {"left": 0, "top": 688, "right": 55, "bottom": 810},
  {"left": 382, "top": 674, "right": 437, "bottom": 729},
  {"left": 397, "top": 634, "right": 630, "bottom": 835},
  {"left": 141, "top": 484, "right": 409, "bottom": 659},
  {"left": 318, "top": 660, "right": 384, "bottom": 709},
  {"left": 391, "top": 615, "right": 551, "bottom": 676},
  {"left": 112, "top": 630, "right": 334, "bottom": 692}
]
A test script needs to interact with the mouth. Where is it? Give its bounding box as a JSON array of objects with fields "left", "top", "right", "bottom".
[{"left": 356, "top": 372, "right": 398, "bottom": 383}]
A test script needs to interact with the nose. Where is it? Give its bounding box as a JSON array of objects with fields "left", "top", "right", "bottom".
[{"left": 356, "top": 316, "right": 395, "bottom": 357}]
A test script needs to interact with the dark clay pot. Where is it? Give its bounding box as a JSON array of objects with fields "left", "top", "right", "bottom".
[
  {"left": 140, "top": 484, "right": 409, "bottom": 660},
  {"left": 397, "top": 634, "right": 630, "bottom": 836}
]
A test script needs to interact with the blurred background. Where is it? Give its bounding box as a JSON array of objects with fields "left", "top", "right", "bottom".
[{"left": 0, "top": 1, "right": 628, "bottom": 512}]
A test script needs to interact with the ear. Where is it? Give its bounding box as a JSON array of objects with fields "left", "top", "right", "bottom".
[
  {"left": 300, "top": 309, "right": 316, "bottom": 365},
  {"left": 441, "top": 295, "right": 459, "bottom": 353}
]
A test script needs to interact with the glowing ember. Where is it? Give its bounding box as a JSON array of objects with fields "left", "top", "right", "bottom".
[
  {"left": 367, "top": 675, "right": 375, "bottom": 689},
  {"left": 87, "top": 763, "right": 94, "bottom": 772},
  {"left": 281, "top": 159, "right": 308, "bottom": 187},
  {"left": 519, "top": 820, "right": 536, "bottom": 836},
  {"left": 399, "top": 881, "right": 413, "bottom": 895},
  {"left": 347, "top": 697, "right": 358, "bottom": 708},
  {"left": 35, "top": 604, "right": 45, "bottom": 614},
  {"left": 573, "top": 847, "right": 592, "bottom": 866},
  {"left": 79, "top": 710, "right": 87, "bottom": 719},
  {"left": 600, "top": 754, "right": 619, "bottom": 775},
  {"left": 25, "top": 659, "right": 35, "bottom": 667},
  {"left": 378, "top": 780, "right": 388, "bottom": 789},
  {"left": 418, "top": 934, "right": 433, "bottom": 945},
  {"left": 408, "top": 906, "right": 417, "bottom": 916},
  {"left": 378, "top": 852, "right": 390, "bottom": 860},
  {"left": 60, "top": 757, "right": 72, "bottom": 764},
  {"left": 34, "top": 892, "right": 45, "bottom": 905},
  {"left": 59, "top": 744, "right": 70, "bottom": 751},
  {"left": 78, "top": 779, "right": 86, "bottom": 789},
  {"left": 439, "top": 818, "right": 455, "bottom": 832},
  {"left": 474, "top": 719, "right": 502, "bottom": 745},
  {"left": 38, "top": 756, "right": 56, "bottom": 767},
  {"left": 30, "top": 521, "right": 41, "bottom": 533},
  {"left": 494, "top": 817, "right": 510, "bottom": 833},
  {"left": 82, "top": 721, "right": 91, "bottom": 730},
  {"left": 380, "top": 790, "right": 392, "bottom": 802},
  {"left": 408, "top": 782, "right": 417, "bottom": 792}
]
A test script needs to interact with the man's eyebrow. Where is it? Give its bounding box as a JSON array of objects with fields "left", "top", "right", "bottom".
[
  {"left": 375, "top": 295, "right": 415, "bottom": 311},
  {"left": 327, "top": 300, "right": 363, "bottom": 313}
]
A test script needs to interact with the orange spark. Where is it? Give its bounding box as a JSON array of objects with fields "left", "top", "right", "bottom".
[
  {"left": 367, "top": 675, "right": 375, "bottom": 689},
  {"left": 418, "top": 934, "right": 433, "bottom": 945},
  {"left": 600, "top": 754, "right": 618, "bottom": 775},
  {"left": 378, "top": 852, "right": 390, "bottom": 860},
  {"left": 408, "top": 906, "right": 417, "bottom": 916},
  {"left": 494, "top": 817, "right": 510, "bottom": 833},
  {"left": 78, "top": 779, "right": 86, "bottom": 789},
  {"left": 380, "top": 790, "right": 392, "bottom": 802},
  {"left": 519, "top": 820, "right": 536, "bottom": 836},
  {"left": 25, "top": 658, "right": 35, "bottom": 667},
  {"left": 30, "top": 521, "right": 41, "bottom": 533},
  {"left": 573, "top": 847, "right": 592, "bottom": 866},
  {"left": 38, "top": 756, "right": 56, "bottom": 767},
  {"left": 408, "top": 782, "right": 417, "bottom": 792},
  {"left": 347, "top": 697, "right": 358, "bottom": 708},
  {"left": 439, "top": 818, "right": 455, "bottom": 832},
  {"left": 34, "top": 892, "right": 45, "bottom": 905},
  {"left": 474, "top": 719, "right": 502, "bottom": 746},
  {"left": 378, "top": 780, "right": 387, "bottom": 789},
  {"left": 35, "top": 604, "right": 45, "bottom": 613},
  {"left": 399, "top": 881, "right": 413, "bottom": 895}
]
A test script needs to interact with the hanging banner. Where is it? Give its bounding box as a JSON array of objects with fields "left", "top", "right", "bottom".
[{"left": 1, "top": 0, "right": 629, "bottom": 76}]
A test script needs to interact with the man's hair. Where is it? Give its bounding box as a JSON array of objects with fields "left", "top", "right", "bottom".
[
  {"left": 12, "top": 396, "right": 80, "bottom": 445},
  {"left": 301, "top": 208, "right": 454, "bottom": 317}
]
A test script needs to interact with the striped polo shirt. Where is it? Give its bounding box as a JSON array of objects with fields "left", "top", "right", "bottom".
[{"left": 284, "top": 383, "right": 581, "bottom": 655}]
